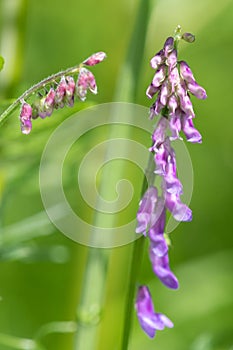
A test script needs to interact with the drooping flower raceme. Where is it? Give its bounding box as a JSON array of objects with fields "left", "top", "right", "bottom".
[
  {"left": 135, "top": 28, "right": 207, "bottom": 338},
  {"left": 19, "top": 52, "right": 106, "bottom": 134}
]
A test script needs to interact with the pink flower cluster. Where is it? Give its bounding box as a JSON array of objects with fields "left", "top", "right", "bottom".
[{"left": 19, "top": 52, "right": 106, "bottom": 134}]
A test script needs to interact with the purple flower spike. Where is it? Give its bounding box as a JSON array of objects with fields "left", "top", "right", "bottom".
[
  {"left": 83, "top": 51, "right": 106, "bottom": 66},
  {"left": 20, "top": 102, "right": 32, "bottom": 135},
  {"left": 135, "top": 29, "right": 207, "bottom": 337},
  {"left": 149, "top": 250, "right": 179, "bottom": 289},
  {"left": 136, "top": 186, "right": 158, "bottom": 236},
  {"left": 135, "top": 286, "right": 173, "bottom": 338}
]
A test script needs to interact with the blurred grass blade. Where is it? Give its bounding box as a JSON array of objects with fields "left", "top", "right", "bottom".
[
  {"left": 0, "top": 332, "right": 44, "bottom": 350},
  {"left": 114, "top": 0, "right": 151, "bottom": 101}
]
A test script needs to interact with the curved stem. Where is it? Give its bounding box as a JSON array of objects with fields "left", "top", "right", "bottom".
[{"left": 0, "top": 64, "right": 82, "bottom": 126}]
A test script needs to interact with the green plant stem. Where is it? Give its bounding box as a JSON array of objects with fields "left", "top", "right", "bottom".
[{"left": 0, "top": 64, "right": 81, "bottom": 126}]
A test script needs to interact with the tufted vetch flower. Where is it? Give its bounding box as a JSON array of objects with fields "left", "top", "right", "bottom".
[{"left": 135, "top": 27, "right": 207, "bottom": 338}]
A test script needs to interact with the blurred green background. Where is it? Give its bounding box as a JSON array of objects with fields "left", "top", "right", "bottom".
[{"left": 0, "top": 0, "right": 233, "bottom": 349}]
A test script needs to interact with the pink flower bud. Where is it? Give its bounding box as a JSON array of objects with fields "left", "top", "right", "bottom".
[
  {"left": 76, "top": 68, "right": 97, "bottom": 101},
  {"left": 83, "top": 52, "right": 107, "bottom": 66},
  {"left": 65, "top": 76, "right": 75, "bottom": 107},
  {"left": 20, "top": 102, "right": 32, "bottom": 134}
]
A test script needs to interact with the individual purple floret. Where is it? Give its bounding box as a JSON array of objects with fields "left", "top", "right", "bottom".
[
  {"left": 136, "top": 186, "right": 158, "bottom": 236},
  {"left": 20, "top": 102, "right": 32, "bottom": 134},
  {"left": 135, "top": 285, "right": 173, "bottom": 338},
  {"left": 149, "top": 250, "right": 179, "bottom": 289}
]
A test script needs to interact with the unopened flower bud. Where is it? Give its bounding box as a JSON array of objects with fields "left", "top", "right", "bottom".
[
  {"left": 83, "top": 51, "right": 107, "bottom": 66},
  {"left": 20, "top": 102, "right": 32, "bottom": 134},
  {"left": 182, "top": 32, "right": 195, "bottom": 43},
  {"left": 163, "top": 37, "right": 174, "bottom": 57},
  {"left": 55, "top": 76, "right": 67, "bottom": 108},
  {"left": 76, "top": 68, "right": 97, "bottom": 101},
  {"left": 65, "top": 76, "right": 75, "bottom": 107}
]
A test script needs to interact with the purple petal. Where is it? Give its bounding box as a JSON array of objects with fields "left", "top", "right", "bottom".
[
  {"left": 158, "top": 313, "right": 174, "bottom": 328},
  {"left": 169, "top": 109, "right": 182, "bottom": 141},
  {"left": 150, "top": 92, "right": 164, "bottom": 119},
  {"left": 135, "top": 286, "right": 174, "bottom": 338},
  {"left": 20, "top": 119, "right": 32, "bottom": 135},
  {"left": 150, "top": 117, "right": 168, "bottom": 151},
  {"left": 179, "top": 93, "right": 195, "bottom": 118},
  {"left": 160, "top": 80, "right": 170, "bottom": 106},
  {"left": 169, "top": 67, "right": 180, "bottom": 93},
  {"left": 146, "top": 84, "right": 159, "bottom": 99},
  {"left": 150, "top": 49, "right": 165, "bottom": 70},
  {"left": 83, "top": 51, "right": 107, "bottom": 66},
  {"left": 187, "top": 81, "right": 207, "bottom": 99},
  {"left": 179, "top": 60, "right": 196, "bottom": 84},
  {"left": 168, "top": 94, "right": 178, "bottom": 114},
  {"left": 182, "top": 115, "right": 202, "bottom": 143},
  {"left": 149, "top": 251, "right": 179, "bottom": 289},
  {"left": 163, "top": 37, "right": 174, "bottom": 57},
  {"left": 150, "top": 233, "right": 168, "bottom": 257},
  {"left": 165, "top": 192, "right": 192, "bottom": 221},
  {"left": 152, "top": 65, "right": 167, "bottom": 88},
  {"left": 166, "top": 49, "right": 177, "bottom": 69},
  {"left": 136, "top": 186, "right": 158, "bottom": 235}
]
